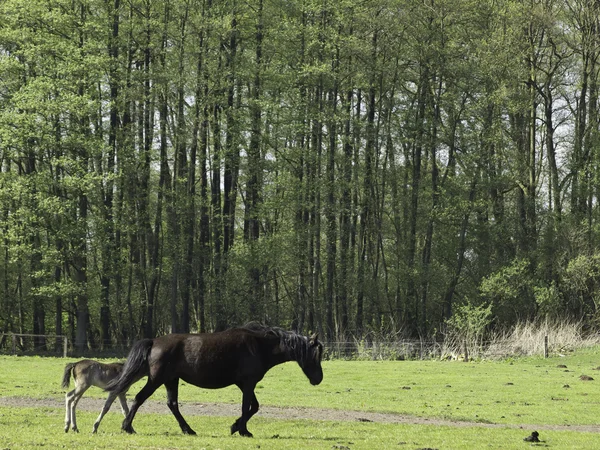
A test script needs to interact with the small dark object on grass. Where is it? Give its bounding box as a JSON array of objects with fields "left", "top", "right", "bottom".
[
  {"left": 580, "top": 375, "right": 594, "bottom": 381},
  {"left": 556, "top": 364, "right": 567, "bottom": 368},
  {"left": 357, "top": 418, "right": 372, "bottom": 422},
  {"left": 524, "top": 431, "right": 540, "bottom": 442}
]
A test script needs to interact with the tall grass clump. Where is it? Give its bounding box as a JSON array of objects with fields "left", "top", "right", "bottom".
[
  {"left": 414, "top": 316, "right": 600, "bottom": 361},
  {"left": 484, "top": 318, "right": 600, "bottom": 358},
  {"left": 320, "top": 317, "right": 600, "bottom": 361}
]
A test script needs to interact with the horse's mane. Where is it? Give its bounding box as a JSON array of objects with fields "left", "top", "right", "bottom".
[
  {"left": 239, "top": 322, "right": 288, "bottom": 337},
  {"left": 237, "top": 322, "right": 315, "bottom": 364}
]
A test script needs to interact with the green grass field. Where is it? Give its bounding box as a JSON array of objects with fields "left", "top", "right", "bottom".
[{"left": 1, "top": 347, "right": 600, "bottom": 449}]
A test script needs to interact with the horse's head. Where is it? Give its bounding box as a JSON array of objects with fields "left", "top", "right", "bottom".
[{"left": 301, "top": 333, "right": 324, "bottom": 385}]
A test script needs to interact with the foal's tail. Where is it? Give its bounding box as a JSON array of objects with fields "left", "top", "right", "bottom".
[
  {"left": 105, "top": 338, "right": 153, "bottom": 394},
  {"left": 61, "top": 362, "right": 76, "bottom": 389}
]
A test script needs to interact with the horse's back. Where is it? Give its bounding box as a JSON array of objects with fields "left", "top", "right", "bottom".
[
  {"left": 149, "top": 330, "right": 269, "bottom": 388},
  {"left": 153, "top": 329, "right": 258, "bottom": 355}
]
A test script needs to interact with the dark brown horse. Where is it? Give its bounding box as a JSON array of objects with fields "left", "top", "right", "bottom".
[{"left": 105, "top": 323, "right": 324, "bottom": 437}]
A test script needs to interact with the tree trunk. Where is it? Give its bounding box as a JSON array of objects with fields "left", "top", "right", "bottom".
[
  {"left": 325, "top": 86, "right": 337, "bottom": 339},
  {"left": 407, "top": 65, "right": 427, "bottom": 335},
  {"left": 223, "top": 10, "right": 239, "bottom": 256},
  {"left": 99, "top": 0, "right": 121, "bottom": 348},
  {"left": 244, "top": 0, "right": 264, "bottom": 319}
]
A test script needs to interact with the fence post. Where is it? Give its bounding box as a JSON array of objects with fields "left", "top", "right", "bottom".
[
  {"left": 463, "top": 341, "right": 469, "bottom": 362},
  {"left": 12, "top": 334, "right": 16, "bottom": 355},
  {"left": 544, "top": 335, "right": 548, "bottom": 358},
  {"left": 63, "top": 336, "right": 68, "bottom": 358}
]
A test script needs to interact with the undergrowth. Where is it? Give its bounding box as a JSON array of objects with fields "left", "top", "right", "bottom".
[{"left": 327, "top": 319, "right": 600, "bottom": 361}]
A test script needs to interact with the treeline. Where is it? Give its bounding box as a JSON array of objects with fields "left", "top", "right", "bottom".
[{"left": 1, "top": 0, "right": 600, "bottom": 351}]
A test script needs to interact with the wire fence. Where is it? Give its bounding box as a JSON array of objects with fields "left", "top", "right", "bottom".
[
  {"left": 0, "top": 333, "right": 69, "bottom": 358},
  {"left": 325, "top": 340, "right": 446, "bottom": 360},
  {"left": 0, "top": 332, "right": 561, "bottom": 360}
]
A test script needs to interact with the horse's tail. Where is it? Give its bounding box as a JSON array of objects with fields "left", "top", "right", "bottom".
[
  {"left": 105, "top": 338, "right": 154, "bottom": 393},
  {"left": 61, "top": 362, "right": 76, "bottom": 389}
]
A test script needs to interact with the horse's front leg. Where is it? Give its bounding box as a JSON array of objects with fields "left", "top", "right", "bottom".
[
  {"left": 122, "top": 379, "right": 159, "bottom": 434},
  {"left": 93, "top": 391, "right": 118, "bottom": 433},
  {"left": 231, "top": 384, "right": 259, "bottom": 437},
  {"left": 165, "top": 379, "right": 196, "bottom": 435}
]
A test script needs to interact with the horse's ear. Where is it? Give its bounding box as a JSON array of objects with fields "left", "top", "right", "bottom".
[{"left": 310, "top": 332, "right": 319, "bottom": 343}]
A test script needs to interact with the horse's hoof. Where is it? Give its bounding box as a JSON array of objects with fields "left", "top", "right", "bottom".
[
  {"left": 240, "top": 430, "right": 253, "bottom": 438},
  {"left": 183, "top": 429, "right": 197, "bottom": 436},
  {"left": 122, "top": 425, "right": 136, "bottom": 434},
  {"left": 230, "top": 423, "right": 238, "bottom": 435}
]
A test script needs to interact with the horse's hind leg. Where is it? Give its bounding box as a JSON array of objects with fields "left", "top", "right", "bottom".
[
  {"left": 92, "top": 391, "right": 118, "bottom": 433},
  {"left": 122, "top": 379, "right": 160, "bottom": 434},
  {"left": 69, "top": 386, "right": 88, "bottom": 433},
  {"left": 165, "top": 378, "right": 196, "bottom": 435},
  {"left": 231, "top": 384, "right": 259, "bottom": 437},
  {"left": 64, "top": 389, "right": 75, "bottom": 432}
]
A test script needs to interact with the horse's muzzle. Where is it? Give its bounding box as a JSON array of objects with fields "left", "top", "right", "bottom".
[{"left": 310, "top": 373, "right": 323, "bottom": 385}]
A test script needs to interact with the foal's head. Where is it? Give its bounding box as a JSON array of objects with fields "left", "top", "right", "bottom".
[{"left": 299, "top": 333, "right": 324, "bottom": 385}]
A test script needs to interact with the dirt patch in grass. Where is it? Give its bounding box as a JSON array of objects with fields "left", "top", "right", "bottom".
[{"left": 1, "top": 396, "right": 599, "bottom": 434}]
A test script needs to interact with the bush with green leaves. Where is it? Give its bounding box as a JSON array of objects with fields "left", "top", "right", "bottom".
[{"left": 445, "top": 301, "right": 493, "bottom": 357}]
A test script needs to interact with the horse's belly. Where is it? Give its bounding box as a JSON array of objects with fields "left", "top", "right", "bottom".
[{"left": 180, "top": 373, "right": 234, "bottom": 389}]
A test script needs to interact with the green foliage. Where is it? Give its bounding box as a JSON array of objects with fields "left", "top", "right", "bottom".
[
  {"left": 562, "top": 254, "right": 600, "bottom": 324},
  {"left": 446, "top": 301, "right": 493, "bottom": 344},
  {"left": 2, "top": 0, "right": 600, "bottom": 343},
  {"left": 480, "top": 259, "right": 537, "bottom": 322},
  {"left": 563, "top": 254, "right": 600, "bottom": 297},
  {"left": 533, "top": 282, "right": 562, "bottom": 317}
]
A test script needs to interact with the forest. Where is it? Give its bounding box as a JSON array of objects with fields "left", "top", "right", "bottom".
[{"left": 1, "top": 0, "right": 600, "bottom": 352}]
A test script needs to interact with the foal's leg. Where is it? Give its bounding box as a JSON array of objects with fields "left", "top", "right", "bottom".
[
  {"left": 164, "top": 378, "right": 196, "bottom": 435},
  {"left": 117, "top": 392, "right": 130, "bottom": 417},
  {"left": 64, "top": 389, "right": 76, "bottom": 432},
  {"left": 92, "top": 391, "right": 118, "bottom": 434},
  {"left": 230, "top": 383, "right": 259, "bottom": 437},
  {"left": 69, "top": 385, "right": 89, "bottom": 433},
  {"left": 121, "top": 380, "right": 160, "bottom": 434}
]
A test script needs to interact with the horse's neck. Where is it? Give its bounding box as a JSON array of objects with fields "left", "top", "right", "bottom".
[
  {"left": 269, "top": 352, "right": 294, "bottom": 368},
  {"left": 265, "top": 337, "right": 301, "bottom": 367},
  {"left": 282, "top": 337, "right": 308, "bottom": 366}
]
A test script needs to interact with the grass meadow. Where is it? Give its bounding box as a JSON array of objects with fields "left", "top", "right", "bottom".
[{"left": 1, "top": 347, "right": 600, "bottom": 449}]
